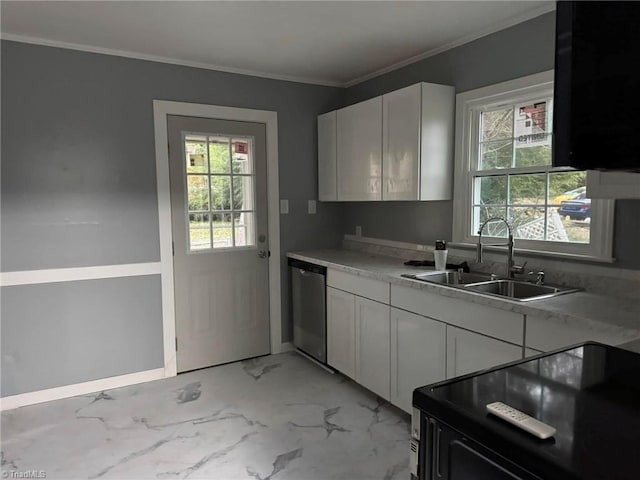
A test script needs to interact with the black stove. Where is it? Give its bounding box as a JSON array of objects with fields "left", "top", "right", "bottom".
[{"left": 412, "top": 342, "right": 640, "bottom": 480}]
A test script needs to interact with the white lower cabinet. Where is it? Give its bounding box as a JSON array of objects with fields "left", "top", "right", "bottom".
[
  {"left": 525, "top": 314, "right": 630, "bottom": 352},
  {"left": 326, "top": 275, "right": 529, "bottom": 412},
  {"left": 355, "top": 297, "right": 391, "bottom": 400},
  {"left": 390, "top": 308, "right": 446, "bottom": 413},
  {"left": 327, "top": 287, "right": 356, "bottom": 379},
  {"left": 446, "top": 326, "right": 523, "bottom": 379},
  {"left": 327, "top": 286, "right": 390, "bottom": 399}
]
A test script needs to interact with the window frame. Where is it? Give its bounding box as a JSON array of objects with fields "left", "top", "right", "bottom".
[
  {"left": 182, "top": 131, "right": 258, "bottom": 253},
  {"left": 452, "top": 70, "right": 615, "bottom": 262}
]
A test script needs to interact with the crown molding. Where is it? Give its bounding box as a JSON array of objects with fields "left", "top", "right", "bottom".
[
  {"left": 344, "top": 2, "right": 556, "bottom": 88},
  {"left": 0, "top": 33, "right": 345, "bottom": 88},
  {"left": 1, "top": 3, "right": 556, "bottom": 90}
]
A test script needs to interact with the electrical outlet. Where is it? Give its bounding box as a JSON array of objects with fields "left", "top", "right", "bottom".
[
  {"left": 280, "top": 199, "right": 289, "bottom": 214},
  {"left": 355, "top": 225, "right": 362, "bottom": 237}
]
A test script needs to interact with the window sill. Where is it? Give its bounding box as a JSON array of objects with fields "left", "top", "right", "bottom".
[{"left": 448, "top": 242, "right": 616, "bottom": 264}]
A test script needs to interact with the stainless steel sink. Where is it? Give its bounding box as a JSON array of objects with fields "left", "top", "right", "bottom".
[
  {"left": 463, "top": 279, "right": 580, "bottom": 302},
  {"left": 401, "top": 270, "right": 493, "bottom": 286}
]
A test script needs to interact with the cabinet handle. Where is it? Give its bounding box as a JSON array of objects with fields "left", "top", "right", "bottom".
[{"left": 435, "top": 425, "right": 443, "bottom": 478}]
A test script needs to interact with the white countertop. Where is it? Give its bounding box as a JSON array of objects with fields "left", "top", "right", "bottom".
[{"left": 288, "top": 249, "right": 640, "bottom": 343}]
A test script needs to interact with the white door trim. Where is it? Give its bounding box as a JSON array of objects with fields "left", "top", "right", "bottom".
[{"left": 153, "top": 100, "right": 282, "bottom": 379}]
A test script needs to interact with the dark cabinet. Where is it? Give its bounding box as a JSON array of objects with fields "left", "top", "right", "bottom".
[{"left": 420, "top": 418, "right": 538, "bottom": 480}]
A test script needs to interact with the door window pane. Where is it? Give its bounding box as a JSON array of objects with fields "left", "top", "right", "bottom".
[
  {"left": 185, "top": 138, "right": 208, "bottom": 174},
  {"left": 232, "top": 138, "right": 253, "bottom": 174},
  {"left": 232, "top": 176, "right": 254, "bottom": 211},
  {"left": 209, "top": 137, "right": 231, "bottom": 174},
  {"left": 234, "top": 212, "right": 254, "bottom": 247},
  {"left": 189, "top": 213, "right": 211, "bottom": 250},
  {"left": 210, "top": 176, "right": 231, "bottom": 211},
  {"left": 212, "top": 212, "right": 233, "bottom": 249},
  {"left": 187, "top": 175, "right": 209, "bottom": 211}
]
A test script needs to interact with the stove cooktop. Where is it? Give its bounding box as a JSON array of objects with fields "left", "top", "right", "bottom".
[{"left": 413, "top": 342, "right": 640, "bottom": 480}]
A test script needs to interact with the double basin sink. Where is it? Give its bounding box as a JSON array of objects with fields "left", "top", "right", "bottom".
[{"left": 401, "top": 270, "right": 580, "bottom": 302}]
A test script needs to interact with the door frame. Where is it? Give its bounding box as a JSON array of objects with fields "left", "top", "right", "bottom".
[{"left": 153, "top": 100, "right": 282, "bottom": 378}]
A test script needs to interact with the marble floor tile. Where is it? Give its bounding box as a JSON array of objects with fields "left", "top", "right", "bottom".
[{"left": 1, "top": 352, "right": 410, "bottom": 480}]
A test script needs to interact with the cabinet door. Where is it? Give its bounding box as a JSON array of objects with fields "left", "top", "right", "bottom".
[
  {"left": 318, "top": 111, "right": 337, "bottom": 201},
  {"left": 382, "top": 84, "right": 421, "bottom": 201},
  {"left": 355, "top": 297, "right": 390, "bottom": 400},
  {"left": 418, "top": 82, "right": 455, "bottom": 201},
  {"left": 446, "top": 326, "right": 522, "bottom": 379},
  {"left": 337, "top": 97, "right": 383, "bottom": 201},
  {"left": 327, "top": 287, "right": 356, "bottom": 378},
  {"left": 390, "top": 308, "right": 446, "bottom": 413}
]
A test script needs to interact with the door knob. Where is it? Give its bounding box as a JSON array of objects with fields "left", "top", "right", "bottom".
[{"left": 258, "top": 251, "right": 268, "bottom": 258}]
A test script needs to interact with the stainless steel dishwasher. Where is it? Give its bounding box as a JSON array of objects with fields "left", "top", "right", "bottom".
[{"left": 289, "top": 258, "right": 326, "bottom": 363}]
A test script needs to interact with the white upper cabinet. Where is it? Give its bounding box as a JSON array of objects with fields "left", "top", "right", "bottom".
[
  {"left": 336, "top": 97, "right": 383, "bottom": 201},
  {"left": 317, "top": 111, "right": 337, "bottom": 201},
  {"left": 318, "top": 82, "right": 454, "bottom": 202},
  {"left": 383, "top": 84, "right": 421, "bottom": 200},
  {"left": 383, "top": 82, "right": 455, "bottom": 201}
]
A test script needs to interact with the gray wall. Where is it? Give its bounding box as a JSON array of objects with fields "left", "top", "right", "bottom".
[
  {"left": 1, "top": 40, "right": 345, "bottom": 395},
  {"left": 340, "top": 11, "right": 640, "bottom": 269},
  {"left": 1, "top": 276, "right": 164, "bottom": 396}
]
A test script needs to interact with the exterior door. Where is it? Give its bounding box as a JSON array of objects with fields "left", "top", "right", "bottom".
[{"left": 168, "top": 115, "right": 270, "bottom": 372}]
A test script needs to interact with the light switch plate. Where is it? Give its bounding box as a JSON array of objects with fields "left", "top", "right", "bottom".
[
  {"left": 280, "top": 199, "right": 289, "bottom": 214},
  {"left": 355, "top": 225, "right": 362, "bottom": 237},
  {"left": 308, "top": 200, "right": 316, "bottom": 214}
]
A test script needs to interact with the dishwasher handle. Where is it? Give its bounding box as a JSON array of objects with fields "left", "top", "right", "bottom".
[{"left": 288, "top": 258, "right": 327, "bottom": 276}]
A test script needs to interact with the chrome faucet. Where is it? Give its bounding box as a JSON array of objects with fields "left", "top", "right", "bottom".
[{"left": 476, "top": 217, "right": 526, "bottom": 279}]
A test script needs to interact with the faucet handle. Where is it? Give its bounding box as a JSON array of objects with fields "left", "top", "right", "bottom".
[
  {"left": 510, "top": 260, "right": 528, "bottom": 275},
  {"left": 527, "top": 270, "right": 545, "bottom": 285}
]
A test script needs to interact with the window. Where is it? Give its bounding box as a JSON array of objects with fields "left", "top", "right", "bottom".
[
  {"left": 184, "top": 133, "right": 256, "bottom": 251},
  {"left": 453, "top": 71, "right": 614, "bottom": 260}
]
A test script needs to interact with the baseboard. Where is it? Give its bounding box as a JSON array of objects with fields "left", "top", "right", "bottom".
[
  {"left": 279, "top": 341, "right": 295, "bottom": 353},
  {"left": 0, "top": 367, "right": 166, "bottom": 411}
]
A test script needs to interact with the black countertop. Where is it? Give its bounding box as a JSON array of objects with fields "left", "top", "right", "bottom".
[{"left": 413, "top": 342, "right": 640, "bottom": 480}]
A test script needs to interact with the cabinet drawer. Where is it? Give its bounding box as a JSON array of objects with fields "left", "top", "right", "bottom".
[
  {"left": 391, "top": 284, "right": 523, "bottom": 344},
  {"left": 446, "top": 326, "right": 523, "bottom": 379},
  {"left": 327, "top": 269, "right": 389, "bottom": 304},
  {"left": 526, "top": 315, "right": 631, "bottom": 351}
]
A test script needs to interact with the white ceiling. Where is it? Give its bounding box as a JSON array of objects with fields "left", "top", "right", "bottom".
[{"left": 0, "top": 1, "right": 555, "bottom": 87}]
